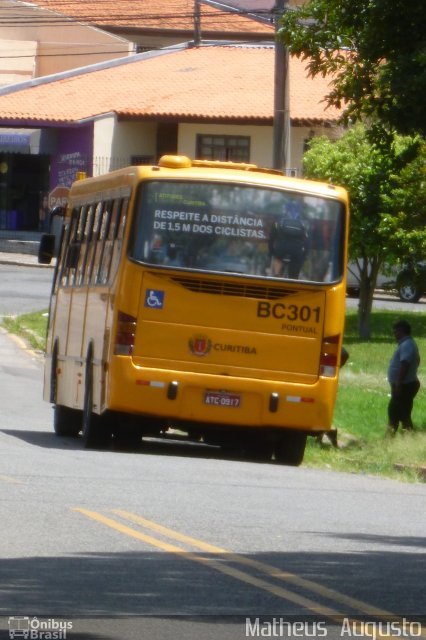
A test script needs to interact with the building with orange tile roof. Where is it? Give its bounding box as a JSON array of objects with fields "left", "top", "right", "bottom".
[
  {"left": 0, "top": 45, "right": 341, "bottom": 125},
  {"left": 0, "top": 0, "right": 135, "bottom": 82},
  {"left": 0, "top": 43, "right": 343, "bottom": 231},
  {"left": 0, "top": 0, "right": 274, "bottom": 86},
  {"left": 24, "top": 0, "right": 274, "bottom": 49}
]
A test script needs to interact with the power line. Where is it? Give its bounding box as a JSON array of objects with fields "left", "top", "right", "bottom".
[
  {"left": 0, "top": 7, "right": 274, "bottom": 27},
  {"left": 0, "top": 42, "right": 274, "bottom": 61},
  {"left": 0, "top": 3, "right": 274, "bottom": 62},
  {"left": 0, "top": 49, "right": 135, "bottom": 59}
]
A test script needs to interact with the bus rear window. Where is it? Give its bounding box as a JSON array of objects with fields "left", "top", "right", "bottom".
[{"left": 129, "top": 180, "right": 345, "bottom": 283}]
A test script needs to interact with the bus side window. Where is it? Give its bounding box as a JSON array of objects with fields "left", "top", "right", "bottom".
[
  {"left": 84, "top": 201, "right": 103, "bottom": 285},
  {"left": 57, "top": 222, "right": 71, "bottom": 288},
  {"left": 60, "top": 207, "right": 81, "bottom": 287},
  {"left": 92, "top": 201, "right": 112, "bottom": 285},
  {"left": 109, "top": 198, "right": 128, "bottom": 282},
  {"left": 76, "top": 205, "right": 95, "bottom": 286},
  {"left": 98, "top": 198, "right": 120, "bottom": 285}
]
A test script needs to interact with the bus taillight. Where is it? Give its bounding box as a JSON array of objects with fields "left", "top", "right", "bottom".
[
  {"left": 114, "top": 311, "right": 137, "bottom": 355},
  {"left": 320, "top": 335, "right": 340, "bottom": 377}
]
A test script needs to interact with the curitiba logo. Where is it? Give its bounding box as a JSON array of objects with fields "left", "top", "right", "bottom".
[
  {"left": 189, "top": 334, "right": 257, "bottom": 357},
  {"left": 189, "top": 335, "right": 212, "bottom": 357}
]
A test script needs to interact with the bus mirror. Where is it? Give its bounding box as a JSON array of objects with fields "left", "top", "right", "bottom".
[
  {"left": 66, "top": 242, "right": 81, "bottom": 269},
  {"left": 38, "top": 234, "right": 56, "bottom": 264},
  {"left": 47, "top": 206, "right": 65, "bottom": 233}
]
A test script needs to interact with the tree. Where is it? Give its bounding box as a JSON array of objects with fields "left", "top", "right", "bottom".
[
  {"left": 279, "top": 0, "right": 426, "bottom": 137},
  {"left": 303, "top": 125, "right": 425, "bottom": 338},
  {"left": 381, "top": 142, "right": 426, "bottom": 261}
]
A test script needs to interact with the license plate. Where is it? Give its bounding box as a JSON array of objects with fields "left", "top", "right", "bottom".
[{"left": 204, "top": 390, "right": 241, "bottom": 408}]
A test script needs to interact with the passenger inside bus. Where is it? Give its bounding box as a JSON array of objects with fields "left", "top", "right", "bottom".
[{"left": 268, "top": 202, "right": 309, "bottom": 279}]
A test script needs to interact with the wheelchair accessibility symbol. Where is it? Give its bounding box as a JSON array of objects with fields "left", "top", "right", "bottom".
[{"left": 144, "top": 289, "right": 165, "bottom": 309}]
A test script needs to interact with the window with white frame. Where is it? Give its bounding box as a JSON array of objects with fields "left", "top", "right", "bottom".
[{"left": 196, "top": 134, "right": 250, "bottom": 162}]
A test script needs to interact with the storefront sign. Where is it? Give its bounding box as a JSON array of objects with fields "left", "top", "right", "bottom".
[{"left": 48, "top": 186, "right": 70, "bottom": 209}]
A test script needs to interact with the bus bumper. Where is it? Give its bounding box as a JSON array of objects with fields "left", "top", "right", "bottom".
[{"left": 107, "top": 357, "right": 337, "bottom": 433}]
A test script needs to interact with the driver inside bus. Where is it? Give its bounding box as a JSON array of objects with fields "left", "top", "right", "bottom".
[{"left": 268, "top": 200, "right": 308, "bottom": 279}]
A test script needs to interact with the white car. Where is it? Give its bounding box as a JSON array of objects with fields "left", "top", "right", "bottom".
[{"left": 346, "top": 262, "right": 395, "bottom": 296}]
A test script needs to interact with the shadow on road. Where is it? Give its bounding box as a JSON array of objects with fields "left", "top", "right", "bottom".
[
  {"left": 0, "top": 545, "right": 424, "bottom": 620},
  {"left": 3, "top": 427, "right": 311, "bottom": 465},
  {"left": 0, "top": 428, "right": 248, "bottom": 462}
]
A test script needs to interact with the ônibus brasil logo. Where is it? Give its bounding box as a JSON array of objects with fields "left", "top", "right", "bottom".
[{"left": 8, "top": 616, "right": 72, "bottom": 639}]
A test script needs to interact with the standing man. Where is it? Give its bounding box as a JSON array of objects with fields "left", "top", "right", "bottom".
[
  {"left": 268, "top": 200, "right": 308, "bottom": 279},
  {"left": 387, "top": 320, "right": 420, "bottom": 435}
]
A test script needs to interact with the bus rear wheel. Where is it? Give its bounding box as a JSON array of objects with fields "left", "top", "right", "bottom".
[
  {"left": 113, "top": 422, "right": 143, "bottom": 452},
  {"left": 82, "top": 353, "right": 112, "bottom": 450},
  {"left": 54, "top": 405, "right": 82, "bottom": 437},
  {"left": 244, "top": 440, "right": 274, "bottom": 462},
  {"left": 274, "top": 431, "right": 307, "bottom": 466}
]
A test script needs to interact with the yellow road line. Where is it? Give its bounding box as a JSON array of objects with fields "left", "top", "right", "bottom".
[
  {"left": 74, "top": 508, "right": 187, "bottom": 553},
  {"left": 75, "top": 507, "right": 424, "bottom": 633},
  {"left": 74, "top": 507, "right": 340, "bottom": 616},
  {"left": 113, "top": 509, "right": 392, "bottom": 618}
]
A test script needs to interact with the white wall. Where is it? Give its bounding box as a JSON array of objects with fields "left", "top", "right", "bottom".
[
  {"left": 93, "top": 117, "right": 157, "bottom": 175},
  {"left": 0, "top": 0, "right": 133, "bottom": 79},
  {"left": 92, "top": 117, "right": 344, "bottom": 177},
  {"left": 0, "top": 40, "right": 36, "bottom": 85},
  {"left": 178, "top": 122, "right": 341, "bottom": 176},
  {"left": 178, "top": 123, "right": 274, "bottom": 168}
]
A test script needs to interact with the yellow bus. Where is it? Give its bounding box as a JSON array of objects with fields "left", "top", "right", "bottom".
[{"left": 39, "top": 155, "right": 349, "bottom": 465}]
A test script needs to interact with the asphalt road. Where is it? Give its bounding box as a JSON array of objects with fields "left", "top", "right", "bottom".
[
  {"left": 0, "top": 263, "right": 425, "bottom": 639},
  {"left": 346, "top": 290, "right": 426, "bottom": 312},
  {"left": 1, "top": 262, "right": 425, "bottom": 318},
  {"left": 0, "top": 263, "right": 54, "bottom": 316},
  {"left": 0, "top": 325, "right": 425, "bottom": 639}
]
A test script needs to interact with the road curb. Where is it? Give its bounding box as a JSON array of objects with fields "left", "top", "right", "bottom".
[
  {"left": 393, "top": 463, "right": 426, "bottom": 482},
  {"left": 0, "top": 256, "right": 54, "bottom": 268},
  {"left": 0, "top": 326, "right": 45, "bottom": 361}
]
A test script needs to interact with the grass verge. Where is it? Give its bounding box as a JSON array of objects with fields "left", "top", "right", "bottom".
[
  {"left": 1, "top": 307, "right": 425, "bottom": 482},
  {"left": 1, "top": 309, "right": 48, "bottom": 352},
  {"left": 304, "top": 309, "right": 426, "bottom": 482}
]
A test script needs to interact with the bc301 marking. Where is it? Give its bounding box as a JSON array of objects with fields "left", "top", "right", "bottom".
[{"left": 257, "top": 302, "right": 321, "bottom": 322}]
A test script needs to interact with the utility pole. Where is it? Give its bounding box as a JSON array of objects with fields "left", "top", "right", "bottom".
[
  {"left": 272, "top": 0, "right": 290, "bottom": 171},
  {"left": 194, "top": 0, "right": 201, "bottom": 46}
]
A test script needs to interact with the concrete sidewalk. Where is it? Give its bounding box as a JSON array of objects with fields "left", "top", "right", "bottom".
[{"left": 0, "top": 251, "right": 54, "bottom": 267}]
